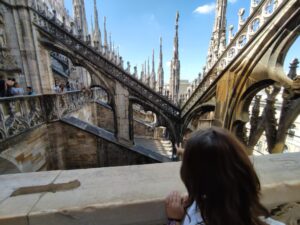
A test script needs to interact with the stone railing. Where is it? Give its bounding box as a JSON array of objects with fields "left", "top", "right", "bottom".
[
  {"left": 0, "top": 152, "right": 299, "bottom": 225},
  {"left": 181, "top": 0, "right": 286, "bottom": 117},
  {"left": 29, "top": 5, "right": 180, "bottom": 119},
  {"left": 0, "top": 91, "right": 91, "bottom": 142},
  {"left": 0, "top": 95, "right": 45, "bottom": 142}
]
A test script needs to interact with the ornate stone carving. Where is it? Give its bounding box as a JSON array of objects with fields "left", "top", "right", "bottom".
[
  {"left": 31, "top": 7, "right": 180, "bottom": 119},
  {"left": 28, "top": 98, "right": 44, "bottom": 127},
  {"left": 0, "top": 5, "right": 20, "bottom": 72},
  {"left": 182, "top": 0, "right": 284, "bottom": 117},
  {"left": 0, "top": 91, "right": 95, "bottom": 143},
  {"left": 4, "top": 101, "right": 28, "bottom": 136}
]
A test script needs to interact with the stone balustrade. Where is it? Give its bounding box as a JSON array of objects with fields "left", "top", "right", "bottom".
[
  {"left": 0, "top": 152, "right": 299, "bottom": 225},
  {"left": 0, "top": 91, "right": 92, "bottom": 143},
  {"left": 182, "top": 0, "right": 286, "bottom": 117},
  {"left": 217, "top": 0, "right": 284, "bottom": 70}
]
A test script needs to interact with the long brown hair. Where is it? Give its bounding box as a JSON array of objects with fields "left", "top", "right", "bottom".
[{"left": 180, "top": 127, "right": 269, "bottom": 225}]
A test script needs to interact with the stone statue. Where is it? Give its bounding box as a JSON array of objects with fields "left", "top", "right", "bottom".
[
  {"left": 0, "top": 13, "right": 7, "bottom": 63},
  {"left": 126, "top": 61, "right": 131, "bottom": 73},
  {"left": 238, "top": 8, "right": 245, "bottom": 20},
  {"left": 0, "top": 14, "right": 6, "bottom": 49},
  {"left": 238, "top": 8, "right": 246, "bottom": 30},
  {"left": 133, "top": 66, "right": 138, "bottom": 78}
]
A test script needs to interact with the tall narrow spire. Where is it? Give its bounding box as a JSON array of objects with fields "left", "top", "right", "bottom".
[
  {"left": 174, "top": 11, "right": 179, "bottom": 60},
  {"left": 147, "top": 57, "right": 150, "bottom": 86},
  {"left": 169, "top": 11, "right": 180, "bottom": 105},
  {"left": 140, "top": 64, "right": 145, "bottom": 82},
  {"left": 206, "top": 0, "right": 227, "bottom": 70},
  {"left": 91, "top": 15, "right": 94, "bottom": 34},
  {"left": 143, "top": 60, "right": 147, "bottom": 83},
  {"left": 109, "top": 32, "right": 113, "bottom": 60},
  {"left": 157, "top": 37, "right": 164, "bottom": 94},
  {"left": 103, "top": 16, "right": 108, "bottom": 55},
  {"left": 150, "top": 49, "right": 156, "bottom": 90},
  {"left": 109, "top": 33, "right": 112, "bottom": 53},
  {"left": 73, "top": 0, "right": 88, "bottom": 40},
  {"left": 92, "top": 0, "right": 102, "bottom": 51}
]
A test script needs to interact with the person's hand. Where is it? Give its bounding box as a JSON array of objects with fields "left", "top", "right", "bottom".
[
  {"left": 175, "top": 143, "right": 184, "bottom": 157},
  {"left": 165, "top": 191, "right": 185, "bottom": 221}
]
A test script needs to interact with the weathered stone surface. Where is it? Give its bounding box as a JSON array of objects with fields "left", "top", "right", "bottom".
[
  {"left": 97, "top": 138, "right": 159, "bottom": 167},
  {"left": 134, "top": 120, "right": 155, "bottom": 138},
  {"left": 0, "top": 170, "right": 61, "bottom": 202},
  {"left": 114, "top": 82, "right": 131, "bottom": 143},
  {"left": 68, "top": 104, "right": 96, "bottom": 125},
  {"left": 0, "top": 157, "right": 20, "bottom": 174},
  {"left": 46, "top": 121, "right": 98, "bottom": 170},
  {"left": 96, "top": 102, "right": 115, "bottom": 132},
  {"left": 61, "top": 117, "right": 168, "bottom": 166},
  {"left": 0, "top": 153, "right": 299, "bottom": 225},
  {"left": 0, "top": 170, "right": 61, "bottom": 225},
  {"left": 0, "top": 125, "right": 50, "bottom": 173}
]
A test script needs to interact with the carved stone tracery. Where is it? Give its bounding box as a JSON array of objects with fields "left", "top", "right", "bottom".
[
  {"left": 0, "top": 4, "right": 20, "bottom": 72},
  {"left": 0, "top": 91, "right": 96, "bottom": 143},
  {"left": 30, "top": 6, "right": 180, "bottom": 119},
  {"left": 243, "top": 59, "right": 300, "bottom": 154}
]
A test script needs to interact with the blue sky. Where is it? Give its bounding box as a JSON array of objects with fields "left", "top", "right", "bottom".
[{"left": 65, "top": 0, "right": 299, "bottom": 83}]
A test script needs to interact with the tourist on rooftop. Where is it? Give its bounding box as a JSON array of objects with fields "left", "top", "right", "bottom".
[
  {"left": 27, "top": 86, "right": 36, "bottom": 95},
  {"left": 53, "top": 80, "right": 60, "bottom": 93},
  {"left": 0, "top": 75, "right": 5, "bottom": 97},
  {"left": 66, "top": 81, "right": 71, "bottom": 91},
  {"left": 59, "top": 83, "right": 65, "bottom": 93},
  {"left": 11, "top": 82, "right": 24, "bottom": 96},
  {"left": 5, "top": 78, "right": 15, "bottom": 97},
  {"left": 165, "top": 127, "right": 285, "bottom": 225}
]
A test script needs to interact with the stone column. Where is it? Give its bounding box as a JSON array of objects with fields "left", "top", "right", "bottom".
[
  {"left": 10, "top": 1, "right": 54, "bottom": 94},
  {"left": 114, "top": 82, "right": 132, "bottom": 145}
]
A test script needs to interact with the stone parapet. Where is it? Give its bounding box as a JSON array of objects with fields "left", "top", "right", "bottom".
[
  {"left": 0, "top": 91, "right": 92, "bottom": 143},
  {"left": 0, "top": 152, "right": 299, "bottom": 225}
]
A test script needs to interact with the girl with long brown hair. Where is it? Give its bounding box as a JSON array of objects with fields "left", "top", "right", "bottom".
[{"left": 165, "top": 127, "right": 284, "bottom": 225}]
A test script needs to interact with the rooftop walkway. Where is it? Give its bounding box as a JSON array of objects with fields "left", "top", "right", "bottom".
[{"left": 134, "top": 138, "right": 173, "bottom": 158}]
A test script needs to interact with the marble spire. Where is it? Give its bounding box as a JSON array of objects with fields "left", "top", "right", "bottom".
[
  {"left": 140, "top": 64, "right": 145, "bottom": 83},
  {"left": 73, "top": 0, "right": 88, "bottom": 40},
  {"left": 157, "top": 37, "right": 164, "bottom": 94},
  {"left": 169, "top": 11, "right": 180, "bottom": 104},
  {"left": 92, "top": 0, "right": 102, "bottom": 51},
  {"left": 103, "top": 16, "right": 108, "bottom": 55},
  {"left": 150, "top": 49, "right": 156, "bottom": 90},
  {"left": 147, "top": 57, "right": 150, "bottom": 86},
  {"left": 206, "top": 0, "right": 227, "bottom": 70},
  {"left": 91, "top": 15, "right": 94, "bottom": 34}
]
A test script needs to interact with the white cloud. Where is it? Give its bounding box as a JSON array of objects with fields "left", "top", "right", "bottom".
[
  {"left": 166, "top": 61, "right": 171, "bottom": 68},
  {"left": 143, "top": 13, "right": 161, "bottom": 31},
  {"left": 229, "top": 0, "right": 238, "bottom": 3},
  {"left": 193, "top": 3, "right": 216, "bottom": 14}
]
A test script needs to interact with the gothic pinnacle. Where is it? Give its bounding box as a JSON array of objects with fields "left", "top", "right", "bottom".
[
  {"left": 151, "top": 49, "right": 156, "bottom": 89},
  {"left": 93, "top": 0, "right": 101, "bottom": 50},
  {"left": 206, "top": 0, "right": 227, "bottom": 69},
  {"left": 170, "top": 11, "right": 180, "bottom": 104},
  {"left": 174, "top": 11, "right": 179, "bottom": 60},
  {"left": 157, "top": 36, "right": 164, "bottom": 94},
  {"left": 104, "top": 16, "right": 108, "bottom": 55}
]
